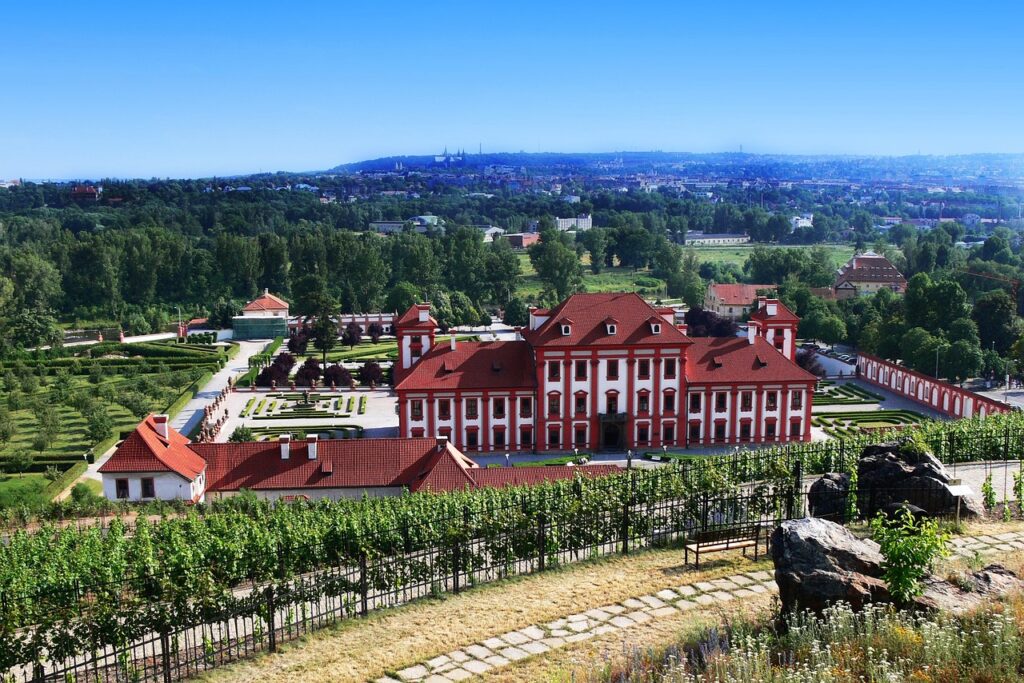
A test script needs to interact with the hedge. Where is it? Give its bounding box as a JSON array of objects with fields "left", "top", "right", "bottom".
[
  {"left": 41, "top": 461, "right": 89, "bottom": 501},
  {"left": 166, "top": 370, "right": 215, "bottom": 419}
]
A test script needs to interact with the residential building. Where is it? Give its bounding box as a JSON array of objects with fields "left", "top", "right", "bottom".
[
  {"left": 232, "top": 289, "right": 289, "bottom": 339},
  {"left": 684, "top": 232, "right": 750, "bottom": 246},
  {"left": 553, "top": 214, "right": 592, "bottom": 231},
  {"left": 834, "top": 251, "right": 907, "bottom": 299},
  {"left": 704, "top": 283, "right": 774, "bottom": 320},
  {"left": 99, "top": 415, "right": 618, "bottom": 502},
  {"left": 70, "top": 185, "right": 99, "bottom": 202},
  {"left": 474, "top": 225, "right": 506, "bottom": 242},
  {"left": 506, "top": 233, "right": 541, "bottom": 249},
  {"left": 395, "top": 293, "right": 815, "bottom": 453}
]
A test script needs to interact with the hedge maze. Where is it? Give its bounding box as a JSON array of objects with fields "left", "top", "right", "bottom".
[
  {"left": 811, "top": 409, "right": 925, "bottom": 438},
  {"left": 813, "top": 381, "right": 884, "bottom": 406}
]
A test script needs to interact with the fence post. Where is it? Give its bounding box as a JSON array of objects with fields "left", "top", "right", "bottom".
[
  {"left": 358, "top": 551, "right": 369, "bottom": 616},
  {"left": 264, "top": 585, "right": 277, "bottom": 653},
  {"left": 621, "top": 471, "right": 634, "bottom": 555},
  {"left": 537, "top": 510, "right": 547, "bottom": 572},
  {"left": 160, "top": 630, "right": 172, "bottom": 683},
  {"left": 793, "top": 459, "right": 803, "bottom": 518}
]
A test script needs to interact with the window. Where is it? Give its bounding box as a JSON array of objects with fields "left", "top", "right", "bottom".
[
  {"left": 689, "top": 394, "right": 701, "bottom": 413},
  {"left": 465, "top": 398, "right": 478, "bottom": 419},
  {"left": 115, "top": 478, "right": 129, "bottom": 499},
  {"left": 412, "top": 335, "right": 422, "bottom": 345},
  {"left": 438, "top": 399, "right": 451, "bottom": 420},
  {"left": 637, "top": 393, "right": 649, "bottom": 414},
  {"left": 519, "top": 397, "right": 532, "bottom": 418},
  {"left": 715, "top": 393, "right": 727, "bottom": 412},
  {"left": 492, "top": 397, "right": 505, "bottom": 419},
  {"left": 548, "top": 395, "right": 560, "bottom": 416},
  {"left": 791, "top": 391, "right": 803, "bottom": 410},
  {"left": 638, "top": 359, "right": 650, "bottom": 379},
  {"left": 141, "top": 478, "right": 155, "bottom": 499},
  {"left": 650, "top": 323, "right": 662, "bottom": 334},
  {"left": 765, "top": 422, "right": 777, "bottom": 440},
  {"left": 790, "top": 421, "right": 802, "bottom": 438},
  {"left": 548, "top": 361, "right": 561, "bottom": 381},
  {"left": 412, "top": 347, "right": 421, "bottom": 360},
  {"left": 574, "top": 394, "right": 587, "bottom": 415},
  {"left": 561, "top": 324, "right": 571, "bottom": 336},
  {"left": 741, "top": 391, "right": 753, "bottom": 411},
  {"left": 740, "top": 422, "right": 751, "bottom": 441},
  {"left": 520, "top": 428, "right": 532, "bottom": 447},
  {"left": 714, "top": 423, "right": 726, "bottom": 443},
  {"left": 688, "top": 422, "right": 701, "bottom": 442},
  {"left": 662, "top": 424, "right": 675, "bottom": 444},
  {"left": 606, "top": 359, "right": 619, "bottom": 380},
  {"left": 637, "top": 425, "right": 649, "bottom": 444},
  {"left": 466, "top": 429, "right": 479, "bottom": 449},
  {"left": 664, "top": 358, "right": 676, "bottom": 379},
  {"left": 574, "top": 427, "right": 587, "bottom": 446},
  {"left": 606, "top": 323, "right": 617, "bottom": 335},
  {"left": 663, "top": 392, "right": 675, "bottom": 412},
  {"left": 575, "top": 359, "right": 588, "bottom": 380},
  {"left": 411, "top": 400, "right": 423, "bottom": 420},
  {"left": 766, "top": 391, "right": 778, "bottom": 411},
  {"left": 548, "top": 427, "right": 560, "bottom": 448},
  {"left": 774, "top": 335, "right": 785, "bottom": 351},
  {"left": 493, "top": 429, "right": 506, "bottom": 447},
  {"left": 606, "top": 393, "right": 619, "bottom": 413}
]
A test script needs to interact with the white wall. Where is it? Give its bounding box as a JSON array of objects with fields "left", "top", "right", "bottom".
[{"left": 102, "top": 471, "right": 203, "bottom": 502}]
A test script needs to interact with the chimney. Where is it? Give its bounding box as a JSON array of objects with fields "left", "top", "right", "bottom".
[
  {"left": 264, "top": 288, "right": 269, "bottom": 295},
  {"left": 747, "top": 324, "right": 756, "bottom": 345},
  {"left": 279, "top": 434, "right": 291, "bottom": 460},
  {"left": 436, "top": 436, "right": 449, "bottom": 452},
  {"left": 450, "top": 335, "right": 457, "bottom": 351},
  {"left": 307, "top": 435, "right": 318, "bottom": 460},
  {"left": 153, "top": 414, "right": 169, "bottom": 440}
]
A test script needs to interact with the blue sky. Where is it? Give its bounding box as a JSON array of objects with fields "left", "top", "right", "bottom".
[{"left": 1, "top": 1, "right": 1023, "bottom": 179}]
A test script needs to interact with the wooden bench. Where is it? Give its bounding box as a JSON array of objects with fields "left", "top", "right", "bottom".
[{"left": 684, "top": 525, "right": 767, "bottom": 569}]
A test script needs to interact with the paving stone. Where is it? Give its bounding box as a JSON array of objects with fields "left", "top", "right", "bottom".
[
  {"left": 584, "top": 608, "right": 612, "bottom": 621},
  {"left": 499, "top": 646, "right": 529, "bottom": 661},
  {"left": 694, "top": 581, "right": 717, "bottom": 592},
  {"left": 656, "top": 589, "right": 679, "bottom": 601},
  {"left": 747, "top": 571, "right": 772, "bottom": 581},
  {"left": 639, "top": 595, "right": 667, "bottom": 608},
  {"left": 484, "top": 655, "right": 510, "bottom": 667},
  {"left": 711, "top": 591, "right": 734, "bottom": 602},
  {"left": 621, "top": 598, "right": 646, "bottom": 609},
  {"left": 627, "top": 610, "right": 652, "bottom": 624},
  {"left": 397, "top": 664, "right": 429, "bottom": 681},
  {"left": 521, "top": 641, "right": 550, "bottom": 655},
  {"left": 694, "top": 594, "right": 716, "bottom": 605},
  {"left": 542, "top": 636, "right": 567, "bottom": 648},
  {"left": 675, "top": 585, "right": 697, "bottom": 597},
  {"left": 567, "top": 613, "right": 589, "bottom": 622},
  {"left": 676, "top": 600, "right": 696, "bottom": 611},
  {"left": 550, "top": 629, "right": 571, "bottom": 637},
  {"left": 603, "top": 604, "right": 626, "bottom": 614},
  {"left": 1011, "top": 541, "right": 1024, "bottom": 550},
  {"left": 977, "top": 536, "right": 999, "bottom": 544},
  {"left": 995, "top": 544, "right": 1014, "bottom": 552},
  {"left": 462, "top": 660, "right": 492, "bottom": 675},
  {"left": 729, "top": 575, "right": 754, "bottom": 586},
  {"left": 426, "top": 655, "right": 451, "bottom": 669},
  {"left": 464, "top": 645, "right": 494, "bottom": 660},
  {"left": 748, "top": 584, "right": 768, "bottom": 594},
  {"left": 442, "top": 669, "right": 473, "bottom": 682},
  {"left": 447, "top": 651, "right": 470, "bottom": 664},
  {"left": 650, "top": 606, "right": 678, "bottom": 617},
  {"left": 734, "top": 589, "right": 757, "bottom": 599},
  {"left": 711, "top": 579, "right": 740, "bottom": 591},
  {"left": 593, "top": 624, "right": 617, "bottom": 635},
  {"left": 500, "top": 631, "right": 530, "bottom": 646},
  {"left": 424, "top": 675, "right": 449, "bottom": 683},
  {"left": 610, "top": 615, "right": 635, "bottom": 628},
  {"left": 433, "top": 663, "right": 455, "bottom": 674},
  {"left": 519, "top": 625, "right": 545, "bottom": 640},
  {"left": 763, "top": 581, "right": 779, "bottom": 593},
  {"left": 566, "top": 631, "right": 595, "bottom": 643},
  {"left": 482, "top": 637, "right": 506, "bottom": 650},
  {"left": 996, "top": 532, "right": 1018, "bottom": 541},
  {"left": 547, "top": 618, "right": 567, "bottom": 630},
  {"left": 567, "top": 620, "right": 591, "bottom": 632},
  {"left": 376, "top": 678, "right": 402, "bottom": 683}
]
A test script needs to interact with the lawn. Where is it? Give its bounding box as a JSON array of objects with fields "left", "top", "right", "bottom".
[
  {"left": 685, "top": 243, "right": 855, "bottom": 269},
  {"left": 0, "top": 473, "right": 48, "bottom": 508}
]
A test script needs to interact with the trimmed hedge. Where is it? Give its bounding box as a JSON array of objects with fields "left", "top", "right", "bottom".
[{"left": 41, "top": 461, "right": 88, "bottom": 501}]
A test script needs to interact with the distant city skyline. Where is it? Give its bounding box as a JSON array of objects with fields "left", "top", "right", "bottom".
[{"left": 2, "top": 1, "right": 1023, "bottom": 179}]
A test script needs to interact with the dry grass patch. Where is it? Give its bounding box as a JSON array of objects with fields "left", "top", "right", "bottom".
[{"left": 200, "top": 546, "right": 770, "bottom": 683}]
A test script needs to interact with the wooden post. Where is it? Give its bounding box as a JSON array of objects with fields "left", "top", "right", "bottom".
[
  {"left": 265, "top": 586, "right": 277, "bottom": 652},
  {"left": 359, "top": 552, "right": 369, "bottom": 616}
]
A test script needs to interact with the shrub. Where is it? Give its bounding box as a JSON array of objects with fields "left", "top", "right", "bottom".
[{"left": 870, "top": 507, "right": 949, "bottom": 604}]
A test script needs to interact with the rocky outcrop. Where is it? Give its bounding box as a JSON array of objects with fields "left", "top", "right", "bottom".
[
  {"left": 807, "top": 472, "right": 851, "bottom": 521},
  {"left": 771, "top": 517, "right": 887, "bottom": 615},
  {"left": 917, "top": 565, "right": 1024, "bottom": 614}
]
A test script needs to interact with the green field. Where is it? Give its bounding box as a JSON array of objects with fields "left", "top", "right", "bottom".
[{"left": 685, "top": 244, "right": 855, "bottom": 268}]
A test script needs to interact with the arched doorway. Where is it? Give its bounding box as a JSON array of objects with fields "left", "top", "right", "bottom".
[{"left": 602, "top": 423, "right": 623, "bottom": 450}]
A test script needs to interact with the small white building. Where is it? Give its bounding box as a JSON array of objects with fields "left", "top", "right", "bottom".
[{"left": 554, "top": 214, "right": 592, "bottom": 231}]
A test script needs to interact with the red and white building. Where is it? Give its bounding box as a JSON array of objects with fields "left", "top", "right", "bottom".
[{"left": 395, "top": 293, "right": 816, "bottom": 453}]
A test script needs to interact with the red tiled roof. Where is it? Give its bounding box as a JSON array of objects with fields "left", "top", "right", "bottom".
[
  {"left": 527, "top": 293, "right": 691, "bottom": 347},
  {"left": 394, "top": 340, "right": 536, "bottom": 391},
  {"left": 686, "top": 336, "right": 817, "bottom": 384},
  {"left": 243, "top": 292, "right": 289, "bottom": 312},
  {"left": 98, "top": 414, "right": 207, "bottom": 480},
  {"left": 707, "top": 284, "right": 774, "bottom": 307},
  {"left": 836, "top": 252, "right": 906, "bottom": 286},
  {"left": 748, "top": 299, "right": 800, "bottom": 324},
  {"left": 396, "top": 303, "right": 437, "bottom": 328}
]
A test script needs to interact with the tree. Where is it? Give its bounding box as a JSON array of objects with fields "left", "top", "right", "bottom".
[
  {"left": 208, "top": 299, "right": 240, "bottom": 329},
  {"left": 342, "top": 321, "right": 362, "bottom": 349},
  {"left": 0, "top": 406, "right": 14, "bottom": 445},
  {"left": 86, "top": 408, "right": 113, "bottom": 444},
  {"left": 5, "top": 451, "right": 34, "bottom": 477},
  {"left": 291, "top": 274, "right": 333, "bottom": 318},
  {"left": 323, "top": 364, "right": 352, "bottom": 388},
  {"left": 578, "top": 228, "right": 609, "bottom": 274},
  {"left": 312, "top": 307, "right": 338, "bottom": 365},
  {"left": 367, "top": 322, "right": 384, "bottom": 343},
  {"left": 358, "top": 361, "right": 384, "bottom": 387},
  {"left": 528, "top": 229, "right": 583, "bottom": 304},
  {"left": 945, "top": 340, "right": 983, "bottom": 384},
  {"left": 385, "top": 281, "right": 421, "bottom": 314},
  {"left": 229, "top": 426, "right": 255, "bottom": 443},
  {"left": 973, "top": 290, "right": 1020, "bottom": 355},
  {"left": 503, "top": 297, "right": 529, "bottom": 327},
  {"left": 51, "top": 369, "right": 74, "bottom": 405},
  {"left": 5, "top": 307, "right": 62, "bottom": 350}
]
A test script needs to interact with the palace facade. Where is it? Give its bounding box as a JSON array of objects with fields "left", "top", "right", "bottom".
[{"left": 395, "top": 293, "right": 816, "bottom": 453}]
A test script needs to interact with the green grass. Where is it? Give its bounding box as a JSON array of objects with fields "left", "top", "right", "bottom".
[
  {"left": 684, "top": 243, "right": 855, "bottom": 268},
  {"left": 0, "top": 474, "right": 50, "bottom": 508}
]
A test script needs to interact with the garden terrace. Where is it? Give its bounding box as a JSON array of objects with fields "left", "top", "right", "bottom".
[
  {"left": 811, "top": 409, "right": 925, "bottom": 438},
  {"left": 812, "top": 381, "right": 884, "bottom": 406}
]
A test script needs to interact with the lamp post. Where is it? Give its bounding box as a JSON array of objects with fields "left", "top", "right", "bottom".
[
  {"left": 626, "top": 449, "right": 633, "bottom": 470},
  {"left": 504, "top": 452, "right": 510, "bottom": 468}
]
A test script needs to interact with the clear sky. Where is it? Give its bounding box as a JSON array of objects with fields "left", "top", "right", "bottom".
[{"left": 2, "top": 1, "right": 1023, "bottom": 179}]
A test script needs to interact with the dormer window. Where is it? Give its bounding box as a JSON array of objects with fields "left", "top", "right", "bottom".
[
  {"left": 561, "top": 324, "right": 571, "bottom": 336},
  {"left": 606, "top": 323, "right": 617, "bottom": 335},
  {"left": 650, "top": 323, "right": 661, "bottom": 334}
]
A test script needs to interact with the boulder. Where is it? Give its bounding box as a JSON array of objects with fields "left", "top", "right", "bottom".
[
  {"left": 808, "top": 472, "right": 851, "bottom": 521},
  {"left": 916, "top": 565, "right": 1024, "bottom": 614},
  {"left": 857, "top": 441, "right": 984, "bottom": 519},
  {"left": 771, "top": 517, "right": 888, "bottom": 615}
]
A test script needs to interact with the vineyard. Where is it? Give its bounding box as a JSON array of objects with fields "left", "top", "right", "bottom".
[
  {"left": 0, "top": 341, "right": 232, "bottom": 509},
  {"left": 2, "top": 412, "right": 1024, "bottom": 681}
]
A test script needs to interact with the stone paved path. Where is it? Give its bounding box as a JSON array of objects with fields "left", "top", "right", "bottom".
[{"left": 377, "top": 528, "right": 1024, "bottom": 682}]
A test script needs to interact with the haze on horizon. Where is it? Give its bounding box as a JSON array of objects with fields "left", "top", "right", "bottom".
[{"left": 1, "top": 0, "right": 1023, "bottom": 180}]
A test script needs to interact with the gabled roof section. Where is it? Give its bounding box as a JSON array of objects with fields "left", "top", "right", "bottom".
[
  {"left": 686, "top": 336, "right": 817, "bottom": 384},
  {"left": 527, "top": 293, "right": 691, "bottom": 347},
  {"left": 396, "top": 303, "right": 437, "bottom": 328},
  {"left": 749, "top": 299, "right": 800, "bottom": 324},
  {"left": 98, "top": 414, "right": 207, "bottom": 481},
  {"left": 243, "top": 291, "right": 289, "bottom": 312},
  {"left": 395, "top": 340, "right": 536, "bottom": 391},
  {"left": 836, "top": 251, "right": 907, "bottom": 286},
  {"left": 706, "top": 283, "right": 774, "bottom": 307}
]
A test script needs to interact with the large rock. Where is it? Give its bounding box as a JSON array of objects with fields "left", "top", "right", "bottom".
[
  {"left": 808, "top": 472, "right": 851, "bottom": 521},
  {"left": 916, "top": 565, "right": 1024, "bottom": 614},
  {"left": 857, "top": 441, "right": 985, "bottom": 519},
  {"left": 771, "top": 517, "right": 888, "bottom": 615}
]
